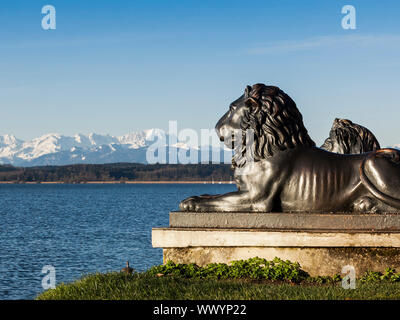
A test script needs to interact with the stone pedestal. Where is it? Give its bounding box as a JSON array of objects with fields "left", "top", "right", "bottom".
[{"left": 152, "top": 212, "right": 400, "bottom": 276}]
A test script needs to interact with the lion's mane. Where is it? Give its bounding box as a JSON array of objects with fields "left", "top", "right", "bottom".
[
  {"left": 232, "top": 84, "right": 315, "bottom": 168},
  {"left": 321, "top": 118, "right": 381, "bottom": 154}
]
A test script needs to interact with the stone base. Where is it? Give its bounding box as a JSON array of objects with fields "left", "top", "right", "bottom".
[
  {"left": 152, "top": 212, "right": 400, "bottom": 276},
  {"left": 152, "top": 226, "right": 400, "bottom": 276},
  {"left": 163, "top": 247, "right": 400, "bottom": 277},
  {"left": 169, "top": 211, "right": 400, "bottom": 231}
]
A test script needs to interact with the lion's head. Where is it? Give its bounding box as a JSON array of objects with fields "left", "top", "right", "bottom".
[
  {"left": 215, "top": 83, "right": 315, "bottom": 168},
  {"left": 320, "top": 118, "right": 380, "bottom": 154}
]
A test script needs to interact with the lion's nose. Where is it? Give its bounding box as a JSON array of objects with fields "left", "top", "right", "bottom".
[
  {"left": 216, "top": 124, "right": 229, "bottom": 142},
  {"left": 215, "top": 122, "right": 224, "bottom": 141}
]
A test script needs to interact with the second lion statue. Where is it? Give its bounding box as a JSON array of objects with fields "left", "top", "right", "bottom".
[
  {"left": 321, "top": 118, "right": 380, "bottom": 154},
  {"left": 179, "top": 83, "right": 400, "bottom": 213}
]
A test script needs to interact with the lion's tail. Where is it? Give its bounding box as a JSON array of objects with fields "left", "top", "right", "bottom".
[{"left": 360, "top": 148, "right": 400, "bottom": 209}]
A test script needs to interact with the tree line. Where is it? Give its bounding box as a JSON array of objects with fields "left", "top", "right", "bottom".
[{"left": 0, "top": 163, "right": 233, "bottom": 183}]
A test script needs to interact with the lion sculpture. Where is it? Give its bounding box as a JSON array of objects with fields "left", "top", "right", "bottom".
[
  {"left": 321, "top": 118, "right": 381, "bottom": 154},
  {"left": 179, "top": 83, "right": 400, "bottom": 213}
]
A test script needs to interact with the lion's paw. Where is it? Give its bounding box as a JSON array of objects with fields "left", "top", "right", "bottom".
[{"left": 179, "top": 196, "right": 201, "bottom": 212}]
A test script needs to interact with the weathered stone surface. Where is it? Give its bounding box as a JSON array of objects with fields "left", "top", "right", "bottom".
[
  {"left": 163, "top": 247, "right": 400, "bottom": 276},
  {"left": 169, "top": 211, "right": 400, "bottom": 231},
  {"left": 152, "top": 228, "right": 400, "bottom": 248},
  {"left": 152, "top": 227, "right": 400, "bottom": 276},
  {"left": 154, "top": 212, "right": 400, "bottom": 276}
]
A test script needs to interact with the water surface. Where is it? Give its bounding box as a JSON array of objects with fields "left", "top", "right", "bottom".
[{"left": 0, "top": 183, "right": 236, "bottom": 299}]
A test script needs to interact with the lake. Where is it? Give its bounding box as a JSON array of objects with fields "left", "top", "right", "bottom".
[{"left": 0, "top": 183, "right": 236, "bottom": 300}]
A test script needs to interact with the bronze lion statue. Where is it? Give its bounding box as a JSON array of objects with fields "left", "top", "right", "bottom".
[
  {"left": 321, "top": 118, "right": 380, "bottom": 154},
  {"left": 179, "top": 83, "right": 400, "bottom": 213}
]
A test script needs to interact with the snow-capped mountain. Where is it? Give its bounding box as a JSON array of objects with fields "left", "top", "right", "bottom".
[{"left": 0, "top": 130, "right": 231, "bottom": 167}]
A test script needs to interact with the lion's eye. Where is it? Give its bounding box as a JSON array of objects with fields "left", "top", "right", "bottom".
[{"left": 229, "top": 105, "right": 236, "bottom": 112}]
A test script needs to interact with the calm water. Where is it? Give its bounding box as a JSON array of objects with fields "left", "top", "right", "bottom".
[{"left": 0, "top": 183, "right": 236, "bottom": 300}]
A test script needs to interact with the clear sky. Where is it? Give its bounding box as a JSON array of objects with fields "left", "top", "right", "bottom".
[{"left": 1, "top": 0, "right": 399, "bottom": 146}]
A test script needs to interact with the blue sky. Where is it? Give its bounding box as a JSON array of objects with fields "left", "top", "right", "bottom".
[{"left": 1, "top": 0, "right": 400, "bottom": 146}]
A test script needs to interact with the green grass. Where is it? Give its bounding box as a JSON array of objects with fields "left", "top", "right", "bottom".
[
  {"left": 36, "top": 272, "right": 400, "bottom": 300},
  {"left": 35, "top": 258, "right": 400, "bottom": 300}
]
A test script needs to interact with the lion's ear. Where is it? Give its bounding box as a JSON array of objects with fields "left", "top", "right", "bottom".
[
  {"left": 245, "top": 97, "right": 258, "bottom": 108},
  {"left": 244, "top": 85, "right": 252, "bottom": 98}
]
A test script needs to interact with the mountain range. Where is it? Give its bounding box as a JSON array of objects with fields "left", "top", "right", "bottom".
[
  {"left": 0, "top": 130, "right": 232, "bottom": 167},
  {"left": 1, "top": 131, "right": 397, "bottom": 167}
]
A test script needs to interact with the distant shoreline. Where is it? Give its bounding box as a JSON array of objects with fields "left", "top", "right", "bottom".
[
  {"left": 0, "top": 163, "right": 233, "bottom": 184},
  {"left": 0, "top": 181, "right": 235, "bottom": 185}
]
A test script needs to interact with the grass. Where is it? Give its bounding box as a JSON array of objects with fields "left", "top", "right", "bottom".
[
  {"left": 36, "top": 272, "right": 400, "bottom": 300},
  {"left": 35, "top": 258, "right": 400, "bottom": 300}
]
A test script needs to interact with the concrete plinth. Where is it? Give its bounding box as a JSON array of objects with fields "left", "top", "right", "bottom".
[
  {"left": 152, "top": 212, "right": 400, "bottom": 276},
  {"left": 169, "top": 211, "right": 400, "bottom": 231}
]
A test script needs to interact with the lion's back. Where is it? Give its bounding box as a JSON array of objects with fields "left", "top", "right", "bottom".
[{"left": 279, "top": 147, "right": 365, "bottom": 212}]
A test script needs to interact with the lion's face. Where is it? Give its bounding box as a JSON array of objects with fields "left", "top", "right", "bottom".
[
  {"left": 215, "top": 84, "right": 315, "bottom": 168},
  {"left": 321, "top": 119, "right": 357, "bottom": 153},
  {"left": 321, "top": 119, "right": 347, "bottom": 153},
  {"left": 321, "top": 136, "right": 343, "bottom": 154},
  {"left": 215, "top": 93, "right": 249, "bottom": 149}
]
